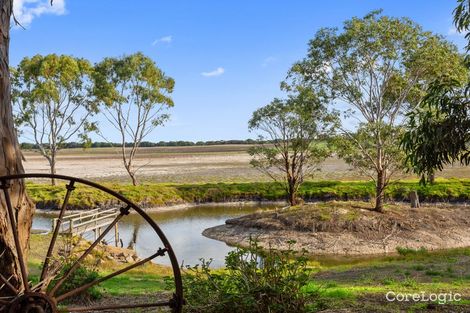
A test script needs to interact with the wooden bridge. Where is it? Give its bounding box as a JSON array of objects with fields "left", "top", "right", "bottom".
[{"left": 52, "top": 208, "right": 121, "bottom": 246}]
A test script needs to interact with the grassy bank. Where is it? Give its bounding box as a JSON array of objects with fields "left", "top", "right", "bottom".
[
  {"left": 27, "top": 235, "right": 470, "bottom": 311},
  {"left": 309, "top": 247, "right": 470, "bottom": 311},
  {"left": 26, "top": 178, "right": 470, "bottom": 210}
]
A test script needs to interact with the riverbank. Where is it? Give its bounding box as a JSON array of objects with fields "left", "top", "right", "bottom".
[
  {"left": 203, "top": 201, "right": 470, "bottom": 256},
  {"left": 26, "top": 178, "right": 470, "bottom": 211}
]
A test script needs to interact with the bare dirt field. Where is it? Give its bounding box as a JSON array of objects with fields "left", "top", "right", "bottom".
[{"left": 22, "top": 145, "right": 469, "bottom": 183}]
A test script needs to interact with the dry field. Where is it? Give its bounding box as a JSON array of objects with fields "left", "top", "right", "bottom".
[{"left": 21, "top": 145, "right": 469, "bottom": 183}]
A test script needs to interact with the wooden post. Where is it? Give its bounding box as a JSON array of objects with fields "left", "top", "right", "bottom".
[
  {"left": 114, "top": 223, "right": 119, "bottom": 247},
  {"left": 410, "top": 190, "right": 420, "bottom": 208},
  {"left": 52, "top": 218, "right": 57, "bottom": 232}
]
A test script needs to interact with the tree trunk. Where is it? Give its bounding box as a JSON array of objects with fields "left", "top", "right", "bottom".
[
  {"left": 49, "top": 155, "right": 56, "bottom": 185},
  {"left": 427, "top": 172, "right": 435, "bottom": 184},
  {"left": 129, "top": 171, "right": 138, "bottom": 186},
  {"left": 0, "top": 0, "right": 35, "bottom": 295},
  {"left": 375, "top": 169, "right": 385, "bottom": 212},
  {"left": 124, "top": 161, "right": 138, "bottom": 186},
  {"left": 409, "top": 190, "right": 420, "bottom": 208},
  {"left": 287, "top": 178, "right": 297, "bottom": 206}
]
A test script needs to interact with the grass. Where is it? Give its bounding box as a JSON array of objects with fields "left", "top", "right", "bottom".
[
  {"left": 27, "top": 234, "right": 470, "bottom": 311},
  {"left": 308, "top": 246, "right": 470, "bottom": 311},
  {"left": 25, "top": 178, "right": 470, "bottom": 210}
]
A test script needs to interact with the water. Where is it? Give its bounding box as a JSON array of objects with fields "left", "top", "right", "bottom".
[{"left": 32, "top": 203, "right": 277, "bottom": 268}]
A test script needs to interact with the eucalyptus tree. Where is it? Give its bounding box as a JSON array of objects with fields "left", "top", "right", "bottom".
[
  {"left": 249, "top": 89, "right": 336, "bottom": 206},
  {"left": 402, "top": 0, "right": 470, "bottom": 179},
  {"left": 12, "top": 54, "right": 98, "bottom": 185},
  {"left": 0, "top": 0, "right": 35, "bottom": 295},
  {"left": 93, "top": 53, "right": 174, "bottom": 185},
  {"left": 286, "top": 10, "right": 467, "bottom": 211}
]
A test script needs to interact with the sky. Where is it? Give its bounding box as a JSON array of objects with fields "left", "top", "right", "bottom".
[{"left": 10, "top": 0, "right": 467, "bottom": 142}]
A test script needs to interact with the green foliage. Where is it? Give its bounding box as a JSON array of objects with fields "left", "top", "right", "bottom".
[
  {"left": 396, "top": 247, "right": 429, "bottom": 257},
  {"left": 333, "top": 123, "right": 405, "bottom": 180},
  {"left": 11, "top": 54, "right": 98, "bottom": 178},
  {"left": 286, "top": 9, "right": 467, "bottom": 210},
  {"left": 182, "top": 241, "right": 317, "bottom": 313},
  {"left": 49, "top": 262, "right": 102, "bottom": 303},
  {"left": 93, "top": 52, "right": 175, "bottom": 185},
  {"left": 402, "top": 2, "right": 470, "bottom": 180},
  {"left": 248, "top": 88, "right": 337, "bottom": 205},
  {"left": 25, "top": 179, "right": 470, "bottom": 210}
]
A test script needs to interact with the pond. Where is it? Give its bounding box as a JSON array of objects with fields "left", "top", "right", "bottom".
[{"left": 32, "top": 203, "right": 277, "bottom": 268}]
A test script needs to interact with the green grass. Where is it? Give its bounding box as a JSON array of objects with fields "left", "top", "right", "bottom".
[{"left": 25, "top": 178, "right": 470, "bottom": 210}]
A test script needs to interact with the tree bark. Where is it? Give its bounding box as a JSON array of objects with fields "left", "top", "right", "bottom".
[
  {"left": 0, "top": 0, "right": 35, "bottom": 295},
  {"left": 427, "top": 172, "right": 435, "bottom": 184},
  {"left": 287, "top": 177, "right": 297, "bottom": 206},
  {"left": 410, "top": 190, "right": 420, "bottom": 208},
  {"left": 49, "top": 155, "right": 56, "bottom": 185},
  {"left": 375, "top": 169, "right": 385, "bottom": 212}
]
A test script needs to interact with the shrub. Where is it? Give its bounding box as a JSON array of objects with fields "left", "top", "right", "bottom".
[
  {"left": 49, "top": 261, "right": 102, "bottom": 303},
  {"left": 182, "top": 240, "right": 318, "bottom": 313},
  {"left": 396, "top": 246, "right": 429, "bottom": 257}
]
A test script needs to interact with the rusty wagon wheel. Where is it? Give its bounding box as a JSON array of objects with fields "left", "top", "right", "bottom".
[{"left": 0, "top": 174, "right": 183, "bottom": 313}]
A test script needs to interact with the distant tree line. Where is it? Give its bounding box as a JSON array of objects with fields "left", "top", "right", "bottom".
[{"left": 19, "top": 139, "right": 268, "bottom": 150}]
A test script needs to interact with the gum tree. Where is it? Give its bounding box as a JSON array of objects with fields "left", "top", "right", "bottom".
[
  {"left": 248, "top": 89, "right": 336, "bottom": 206},
  {"left": 93, "top": 53, "right": 174, "bottom": 185},
  {"left": 287, "top": 10, "right": 467, "bottom": 211},
  {"left": 12, "top": 54, "right": 98, "bottom": 185},
  {"left": 402, "top": 0, "right": 470, "bottom": 178},
  {"left": 0, "top": 0, "right": 35, "bottom": 295}
]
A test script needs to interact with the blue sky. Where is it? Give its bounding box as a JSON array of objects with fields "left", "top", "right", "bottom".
[{"left": 11, "top": 0, "right": 466, "bottom": 142}]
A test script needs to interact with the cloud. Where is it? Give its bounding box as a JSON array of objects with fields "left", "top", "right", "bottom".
[
  {"left": 201, "top": 67, "right": 225, "bottom": 77},
  {"left": 448, "top": 27, "right": 464, "bottom": 37},
  {"left": 261, "top": 56, "right": 277, "bottom": 67},
  {"left": 152, "top": 35, "right": 173, "bottom": 46},
  {"left": 13, "top": 0, "right": 66, "bottom": 27}
]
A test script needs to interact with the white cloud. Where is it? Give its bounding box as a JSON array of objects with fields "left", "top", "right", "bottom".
[
  {"left": 261, "top": 56, "right": 277, "bottom": 67},
  {"left": 448, "top": 27, "right": 464, "bottom": 37},
  {"left": 201, "top": 67, "right": 225, "bottom": 77},
  {"left": 13, "top": 0, "right": 66, "bottom": 27},
  {"left": 152, "top": 35, "right": 173, "bottom": 46}
]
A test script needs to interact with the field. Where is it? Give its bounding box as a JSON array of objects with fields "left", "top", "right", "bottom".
[
  {"left": 22, "top": 145, "right": 470, "bottom": 184},
  {"left": 23, "top": 145, "right": 470, "bottom": 312}
]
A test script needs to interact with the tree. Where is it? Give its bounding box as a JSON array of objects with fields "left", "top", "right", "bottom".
[
  {"left": 93, "top": 53, "right": 174, "bottom": 186},
  {"left": 248, "top": 89, "right": 336, "bottom": 206},
  {"left": 0, "top": 0, "right": 35, "bottom": 296},
  {"left": 402, "top": 0, "right": 470, "bottom": 178},
  {"left": 286, "top": 10, "right": 468, "bottom": 211},
  {"left": 12, "top": 54, "right": 98, "bottom": 185}
]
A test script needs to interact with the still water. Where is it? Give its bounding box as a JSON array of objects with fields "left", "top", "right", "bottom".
[{"left": 32, "top": 204, "right": 276, "bottom": 268}]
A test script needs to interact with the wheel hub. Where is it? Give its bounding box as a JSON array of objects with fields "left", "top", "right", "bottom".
[{"left": 8, "top": 292, "right": 57, "bottom": 313}]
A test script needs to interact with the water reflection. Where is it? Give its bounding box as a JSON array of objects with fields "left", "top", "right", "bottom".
[{"left": 33, "top": 203, "right": 277, "bottom": 268}]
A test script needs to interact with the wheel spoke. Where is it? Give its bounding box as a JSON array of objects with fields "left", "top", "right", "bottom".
[
  {"left": 0, "top": 180, "right": 30, "bottom": 292},
  {"left": 40, "top": 180, "right": 76, "bottom": 282},
  {"left": 48, "top": 206, "right": 130, "bottom": 296},
  {"left": 61, "top": 300, "right": 171, "bottom": 312},
  {"left": 0, "top": 273, "right": 18, "bottom": 295},
  {"left": 56, "top": 248, "right": 167, "bottom": 302}
]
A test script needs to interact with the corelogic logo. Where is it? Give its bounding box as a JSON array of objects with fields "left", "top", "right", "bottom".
[{"left": 386, "top": 291, "right": 461, "bottom": 305}]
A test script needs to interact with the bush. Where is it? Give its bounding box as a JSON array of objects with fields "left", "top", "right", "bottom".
[
  {"left": 182, "top": 240, "right": 318, "bottom": 313},
  {"left": 49, "top": 261, "right": 102, "bottom": 303}
]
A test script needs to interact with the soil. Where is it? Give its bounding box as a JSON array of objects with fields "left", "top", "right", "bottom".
[
  {"left": 202, "top": 202, "right": 470, "bottom": 256},
  {"left": 21, "top": 146, "right": 470, "bottom": 183}
]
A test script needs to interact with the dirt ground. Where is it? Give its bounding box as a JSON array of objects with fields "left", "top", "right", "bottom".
[
  {"left": 203, "top": 202, "right": 470, "bottom": 256},
  {"left": 21, "top": 145, "right": 470, "bottom": 183}
]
